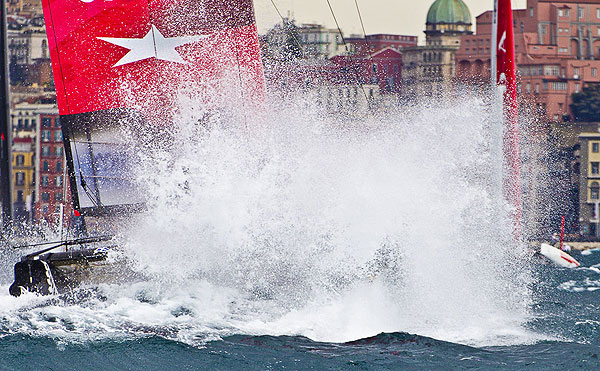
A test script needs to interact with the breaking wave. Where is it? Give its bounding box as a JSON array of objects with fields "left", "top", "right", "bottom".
[{"left": 1, "top": 90, "right": 538, "bottom": 347}]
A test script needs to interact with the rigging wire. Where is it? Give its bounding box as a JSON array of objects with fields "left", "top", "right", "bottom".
[
  {"left": 268, "top": 0, "right": 372, "bottom": 107},
  {"left": 354, "top": 0, "right": 375, "bottom": 62},
  {"left": 353, "top": 0, "right": 379, "bottom": 99},
  {"left": 269, "top": 0, "right": 305, "bottom": 58},
  {"left": 71, "top": 130, "right": 101, "bottom": 208},
  {"left": 229, "top": 4, "right": 248, "bottom": 130},
  {"left": 324, "top": 0, "right": 371, "bottom": 105}
]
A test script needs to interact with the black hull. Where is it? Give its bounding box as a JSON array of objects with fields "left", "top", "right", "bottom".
[{"left": 9, "top": 248, "right": 123, "bottom": 297}]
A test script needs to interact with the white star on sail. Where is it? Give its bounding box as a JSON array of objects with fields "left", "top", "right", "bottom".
[{"left": 98, "top": 25, "right": 208, "bottom": 67}]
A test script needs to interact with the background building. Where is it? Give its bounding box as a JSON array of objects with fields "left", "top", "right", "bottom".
[
  {"left": 402, "top": 0, "right": 473, "bottom": 98},
  {"left": 344, "top": 34, "right": 418, "bottom": 55},
  {"left": 8, "top": 16, "right": 52, "bottom": 87},
  {"left": 11, "top": 137, "right": 35, "bottom": 223},
  {"left": 262, "top": 18, "right": 411, "bottom": 112},
  {"left": 7, "top": 103, "right": 72, "bottom": 227},
  {"left": 34, "top": 108, "right": 72, "bottom": 225},
  {"left": 262, "top": 19, "right": 343, "bottom": 60},
  {"left": 456, "top": 0, "right": 600, "bottom": 121}
]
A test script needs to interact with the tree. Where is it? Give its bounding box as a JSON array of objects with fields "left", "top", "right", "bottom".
[
  {"left": 280, "top": 22, "right": 303, "bottom": 61},
  {"left": 571, "top": 83, "right": 600, "bottom": 122}
]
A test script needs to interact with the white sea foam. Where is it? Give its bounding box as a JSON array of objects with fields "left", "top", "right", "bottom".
[
  {"left": 0, "top": 91, "right": 539, "bottom": 347},
  {"left": 581, "top": 248, "right": 600, "bottom": 256}
]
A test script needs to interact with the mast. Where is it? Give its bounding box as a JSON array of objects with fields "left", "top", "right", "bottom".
[
  {"left": 493, "top": 0, "right": 522, "bottom": 241},
  {"left": 0, "top": 1, "right": 12, "bottom": 230},
  {"left": 491, "top": 0, "right": 498, "bottom": 86}
]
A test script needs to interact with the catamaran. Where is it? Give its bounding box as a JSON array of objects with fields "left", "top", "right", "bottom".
[
  {"left": 8, "top": 0, "right": 265, "bottom": 296},
  {"left": 7, "top": 0, "right": 537, "bottom": 295}
]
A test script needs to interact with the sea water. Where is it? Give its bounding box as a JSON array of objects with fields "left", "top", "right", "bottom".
[{"left": 1, "top": 93, "right": 598, "bottom": 369}]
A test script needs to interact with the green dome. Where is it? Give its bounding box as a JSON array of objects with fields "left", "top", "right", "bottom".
[{"left": 426, "top": 0, "right": 472, "bottom": 25}]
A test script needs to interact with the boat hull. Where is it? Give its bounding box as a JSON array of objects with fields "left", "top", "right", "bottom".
[
  {"left": 540, "top": 243, "right": 580, "bottom": 268},
  {"left": 9, "top": 248, "right": 131, "bottom": 297}
]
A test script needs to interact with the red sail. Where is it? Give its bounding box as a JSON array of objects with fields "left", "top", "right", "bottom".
[
  {"left": 41, "top": 0, "right": 265, "bottom": 117},
  {"left": 495, "top": 0, "right": 522, "bottom": 239}
]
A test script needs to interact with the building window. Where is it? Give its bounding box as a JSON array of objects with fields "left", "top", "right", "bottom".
[
  {"left": 578, "top": 7, "right": 584, "bottom": 19},
  {"left": 42, "top": 117, "right": 51, "bottom": 127},
  {"left": 55, "top": 176, "right": 63, "bottom": 187},
  {"left": 55, "top": 118, "right": 61, "bottom": 128},
  {"left": 593, "top": 68, "right": 597, "bottom": 77},
  {"left": 41, "top": 175, "right": 49, "bottom": 186},
  {"left": 55, "top": 193, "right": 63, "bottom": 202},
  {"left": 54, "top": 131, "right": 62, "bottom": 141},
  {"left": 552, "top": 82, "right": 567, "bottom": 90},
  {"left": 575, "top": 83, "right": 580, "bottom": 93},
  {"left": 530, "top": 8, "right": 533, "bottom": 17},
  {"left": 56, "top": 161, "right": 62, "bottom": 172},
  {"left": 15, "top": 155, "right": 24, "bottom": 166},
  {"left": 42, "top": 130, "right": 51, "bottom": 142},
  {"left": 42, "top": 146, "right": 50, "bottom": 156},
  {"left": 592, "top": 162, "right": 599, "bottom": 175},
  {"left": 592, "top": 182, "right": 600, "bottom": 199},
  {"left": 41, "top": 192, "right": 50, "bottom": 202},
  {"left": 43, "top": 161, "right": 48, "bottom": 171},
  {"left": 15, "top": 172, "right": 24, "bottom": 186},
  {"left": 535, "top": 83, "right": 540, "bottom": 93},
  {"left": 54, "top": 146, "right": 63, "bottom": 156},
  {"left": 593, "top": 143, "right": 599, "bottom": 153}
]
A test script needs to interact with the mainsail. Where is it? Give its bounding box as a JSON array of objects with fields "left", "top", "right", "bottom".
[
  {"left": 492, "top": 0, "right": 521, "bottom": 239},
  {"left": 40, "top": 0, "right": 265, "bottom": 217}
]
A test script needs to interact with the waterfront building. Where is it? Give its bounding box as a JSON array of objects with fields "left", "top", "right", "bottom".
[
  {"left": 262, "top": 19, "right": 343, "bottom": 60},
  {"left": 265, "top": 57, "right": 382, "bottom": 113},
  {"left": 8, "top": 103, "right": 72, "bottom": 226},
  {"left": 344, "top": 34, "right": 418, "bottom": 56},
  {"left": 456, "top": 0, "right": 600, "bottom": 121},
  {"left": 7, "top": 15, "right": 52, "bottom": 86},
  {"left": 265, "top": 46, "right": 403, "bottom": 113},
  {"left": 9, "top": 103, "right": 44, "bottom": 223},
  {"left": 11, "top": 137, "right": 35, "bottom": 223},
  {"left": 402, "top": 0, "right": 473, "bottom": 98},
  {"left": 10, "top": 102, "right": 41, "bottom": 138},
  {"left": 34, "top": 108, "right": 72, "bottom": 226},
  {"left": 262, "top": 19, "right": 417, "bottom": 61},
  {"left": 7, "top": 0, "right": 42, "bottom": 18},
  {"left": 330, "top": 47, "right": 404, "bottom": 94}
]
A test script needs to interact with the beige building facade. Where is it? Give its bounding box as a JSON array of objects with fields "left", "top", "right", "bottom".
[{"left": 402, "top": 0, "right": 473, "bottom": 98}]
